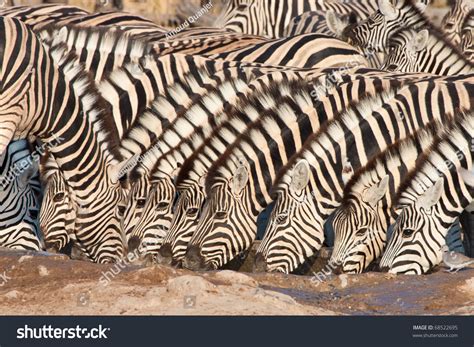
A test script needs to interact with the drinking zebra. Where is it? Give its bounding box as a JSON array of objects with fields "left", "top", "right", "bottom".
[
  {"left": 380, "top": 112, "right": 474, "bottom": 274},
  {"left": 256, "top": 78, "right": 474, "bottom": 274}
]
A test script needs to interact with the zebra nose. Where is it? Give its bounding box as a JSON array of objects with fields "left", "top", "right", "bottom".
[
  {"left": 183, "top": 245, "right": 206, "bottom": 271},
  {"left": 253, "top": 253, "right": 268, "bottom": 273},
  {"left": 127, "top": 236, "right": 141, "bottom": 254},
  {"left": 155, "top": 243, "right": 173, "bottom": 266},
  {"left": 331, "top": 264, "right": 344, "bottom": 275},
  {"left": 375, "top": 264, "right": 389, "bottom": 272},
  {"left": 44, "top": 240, "right": 59, "bottom": 253}
]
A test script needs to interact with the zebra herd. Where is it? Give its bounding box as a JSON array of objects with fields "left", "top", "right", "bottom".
[{"left": 0, "top": 0, "right": 473, "bottom": 276}]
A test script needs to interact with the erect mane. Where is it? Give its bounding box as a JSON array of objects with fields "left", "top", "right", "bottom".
[
  {"left": 394, "top": 110, "right": 474, "bottom": 206},
  {"left": 204, "top": 78, "right": 316, "bottom": 196},
  {"left": 49, "top": 44, "right": 123, "bottom": 161},
  {"left": 341, "top": 118, "right": 445, "bottom": 199},
  {"left": 270, "top": 88, "right": 400, "bottom": 197}
]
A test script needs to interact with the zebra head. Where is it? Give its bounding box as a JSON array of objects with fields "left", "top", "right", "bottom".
[
  {"left": 183, "top": 165, "right": 255, "bottom": 271},
  {"left": 441, "top": 0, "right": 472, "bottom": 46},
  {"left": 255, "top": 160, "right": 325, "bottom": 274},
  {"left": 343, "top": 0, "right": 428, "bottom": 52},
  {"left": 122, "top": 170, "right": 152, "bottom": 244},
  {"left": 461, "top": 10, "right": 474, "bottom": 62},
  {"left": 157, "top": 178, "right": 206, "bottom": 266},
  {"left": 128, "top": 175, "right": 176, "bottom": 257},
  {"left": 39, "top": 152, "right": 77, "bottom": 253},
  {"left": 217, "top": 0, "right": 266, "bottom": 36},
  {"left": 330, "top": 176, "right": 390, "bottom": 274},
  {"left": 381, "top": 28, "right": 429, "bottom": 72},
  {"left": 380, "top": 179, "right": 447, "bottom": 274}
]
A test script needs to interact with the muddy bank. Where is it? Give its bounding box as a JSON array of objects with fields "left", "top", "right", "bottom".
[{"left": 0, "top": 248, "right": 472, "bottom": 315}]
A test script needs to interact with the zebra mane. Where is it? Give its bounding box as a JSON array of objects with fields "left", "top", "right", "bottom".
[
  {"left": 48, "top": 44, "right": 122, "bottom": 161},
  {"left": 39, "top": 23, "right": 150, "bottom": 68},
  {"left": 394, "top": 111, "right": 474, "bottom": 206},
  {"left": 150, "top": 77, "right": 251, "bottom": 178},
  {"left": 270, "top": 88, "right": 400, "bottom": 196},
  {"left": 39, "top": 150, "right": 61, "bottom": 183},
  {"left": 341, "top": 118, "right": 445, "bottom": 200},
  {"left": 204, "top": 78, "right": 316, "bottom": 195}
]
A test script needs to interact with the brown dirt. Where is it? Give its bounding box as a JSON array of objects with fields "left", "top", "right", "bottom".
[{"left": 0, "top": 248, "right": 472, "bottom": 315}]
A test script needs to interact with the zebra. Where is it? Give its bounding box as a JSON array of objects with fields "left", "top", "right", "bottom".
[
  {"left": 178, "top": 71, "right": 409, "bottom": 271},
  {"left": 379, "top": 111, "right": 474, "bottom": 274},
  {"left": 255, "top": 77, "right": 474, "bottom": 274},
  {"left": 127, "top": 70, "right": 325, "bottom": 257},
  {"left": 0, "top": 4, "right": 89, "bottom": 31},
  {"left": 38, "top": 24, "right": 268, "bottom": 83},
  {"left": 0, "top": 17, "right": 137, "bottom": 263},
  {"left": 342, "top": 0, "right": 432, "bottom": 53},
  {"left": 283, "top": 10, "right": 357, "bottom": 38},
  {"left": 218, "top": 0, "right": 379, "bottom": 38},
  {"left": 208, "top": 33, "right": 368, "bottom": 69},
  {"left": 160, "top": 70, "right": 443, "bottom": 266},
  {"left": 461, "top": 9, "right": 474, "bottom": 61},
  {"left": 381, "top": 27, "right": 474, "bottom": 74},
  {"left": 329, "top": 120, "right": 444, "bottom": 274},
  {"left": 0, "top": 139, "right": 43, "bottom": 251},
  {"left": 441, "top": 0, "right": 472, "bottom": 46}
]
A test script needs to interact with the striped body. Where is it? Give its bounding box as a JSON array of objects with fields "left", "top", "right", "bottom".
[
  {"left": 0, "top": 17, "right": 132, "bottom": 263},
  {"left": 180, "top": 73, "right": 406, "bottom": 271},
  {"left": 0, "top": 140, "right": 42, "bottom": 251},
  {"left": 329, "top": 121, "right": 442, "bottom": 273},
  {"left": 219, "top": 0, "right": 378, "bottom": 38},
  {"left": 256, "top": 77, "right": 474, "bottom": 274},
  {"left": 380, "top": 113, "right": 474, "bottom": 274}
]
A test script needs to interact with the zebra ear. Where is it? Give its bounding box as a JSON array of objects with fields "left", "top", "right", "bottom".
[
  {"left": 290, "top": 160, "right": 310, "bottom": 193},
  {"left": 109, "top": 154, "right": 140, "bottom": 184},
  {"left": 231, "top": 166, "right": 248, "bottom": 196},
  {"left": 412, "top": 30, "right": 429, "bottom": 52},
  {"left": 416, "top": 179, "right": 444, "bottom": 210},
  {"left": 326, "top": 10, "right": 344, "bottom": 37},
  {"left": 378, "top": 0, "right": 398, "bottom": 20},
  {"left": 459, "top": 167, "right": 474, "bottom": 187},
  {"left": 362, "top": 175, "right": 390, "bottom": 207}
]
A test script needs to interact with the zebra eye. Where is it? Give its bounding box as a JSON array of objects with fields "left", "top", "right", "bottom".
[
  {"left": 136, "top": 199, "right": 146, "bottom": 208},
  {"left": 156, "top": 202, "right": 168, "bottom": 211},
  {"left": 53, "top": 192, "right": 65, "bottom": 202},
  {"left": 215, "top": 211, "right": 228, "bottom": 219},
  {"left": 187, "top": 208, "right": 199, "bottom": 216},
  {"left": 402, "top": 228, "right": 415, "bottom": 238},
  {"left": 355, "top": 227, "right": 368, "bottom": 237},
  {"left": 117, "top": 206, "right": 126, "bottom": 216}
]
